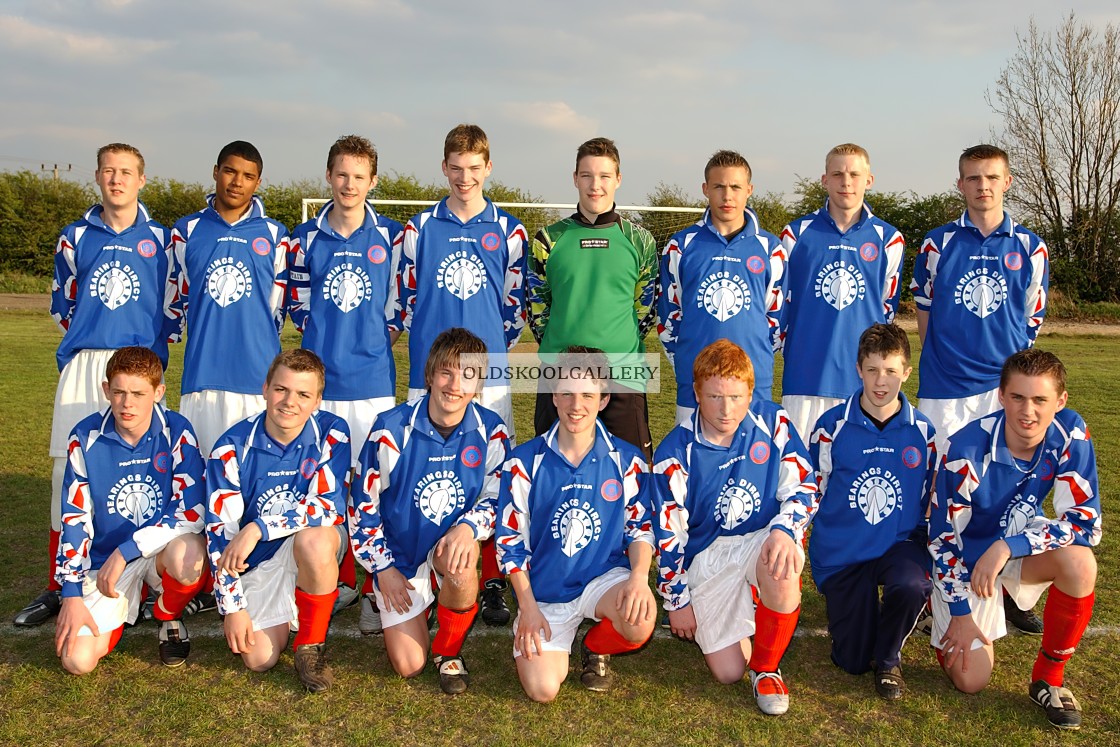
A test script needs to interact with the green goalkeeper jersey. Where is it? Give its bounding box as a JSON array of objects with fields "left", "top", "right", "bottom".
[{"left": 528, "top": 208, "right": 659, "bottom": 363}]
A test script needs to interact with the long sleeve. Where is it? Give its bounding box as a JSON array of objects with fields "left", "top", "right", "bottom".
[
  {"left": 205, "top": 442, "right": 249, "bottom": 615},
  {"left": 55, "top": 433, "right": 95, "bottom": 597},
  {"left": 526, "top": 228, "right": 553, "bottom": 343},
  {"left": 652, "top": 452, "right": 692, "bottom": 610},
  {"left": 349, "top": 425, "right": 400, "bottom": 574},
  {"left": 495, "top": 455, "right": 534, "bottom": 575},
  {"left": 657, "top": 236, "right": 683, "bottom": 365},
  {"left": 765, "top": 410, "right": 819, "bottom": 542},
  {"left": 502, "top": 220, "right": 529, "bottom": 350}
]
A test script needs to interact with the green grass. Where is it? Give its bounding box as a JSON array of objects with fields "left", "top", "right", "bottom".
[
  {"left": 1, "top": 308, "right": 1117, "bottom": 745},
  {"left": 0, "top": 271, "right": 51, "bottom": 293}
]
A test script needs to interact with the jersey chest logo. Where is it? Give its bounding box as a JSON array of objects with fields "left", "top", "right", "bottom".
[
  {"left": 716, "top": 481, "right": 760, "bottom": 530},
  {"left": 416, "top": 471, "right": 466, "bottom": 526},
  {"left": 90, "top": 261, "right": 140, "bottom": 310},
  {"left": 108, "top": 473, "right": 163, "bottom": 526},
  {"left": 323, "top": 263, "right": 372, "bottom": 313},
  {"left": 552, "top": 497, "right": 602, "bottom": 557},
  {"left": 205, "top": 258, "right": 253, "bottom": 307},
  {"left": 815, "top": 261, "right": 866, "bottom": 312},
  {"left": 955, "top": 268, "right": 1007, "bottom": 319},
  {"left": 848, "top": 468, "right": 902, "bottom": 525},
  {"left": 437, "top": 251, "right": 487, "bottom": 301},
  {"left": 698, "top": 272, "right": 750, "bottom": 321},
  {"left": 1001, "top": 495, "right": 1038, "bottom": 537},
  {"left": 258, "top": 486, "right": 298, "bottom": 518}
]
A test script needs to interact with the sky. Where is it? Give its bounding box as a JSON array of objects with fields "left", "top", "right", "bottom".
[{"left": 2, "top": 0, "right": 1118, "bottom": 207}]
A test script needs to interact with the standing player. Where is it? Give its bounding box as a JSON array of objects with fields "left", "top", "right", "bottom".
[
  {"left": 54, "top": 347, "right": 207, "bottom": 674},
  {"left": 288, "top": 135, "right": 404, "bottom": 623},
  {"left": 808, "top": 323, "right": 936, "bottom": 700},
  {"left": 206, "top": 350, "right": 351, "bottom": 693},
  {"left": 393, "top": 123, "right": 526, "bottom": 431},
  {"left": 350, "top": 328, "right": 510, "bottom": 694},
  {"left": 166, "top": 140, "right": 289, "bottom": 456},
  {"left": 929, "top": 349, "right": 1100, "bottom": 730},
  {"left": 780, "top": 144, "right": 905, "bottom": 440},
  {"left": 912, "top": 144, "right": 1050, "bottom": 634},
  {"left": 392, "top": 124, "right": 525, "bottom": 625},
  {"left": 497, "top": 347, "right": 656, "bottom": 703},
  {"left": 659, "top": 150, "right": 785, "bottom": 422},
  {"left": 528, "top": 137, "right": 659, "bottom": 458},
  {"left": 17, "top": 143, "right": 174, "bottom": 629},
  {"left": 652, "top": 340, "right": 817, "bottom": 716}
]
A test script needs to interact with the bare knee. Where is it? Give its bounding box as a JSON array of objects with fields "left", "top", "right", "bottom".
[
  {"left": 710, "top": 661, "right": 746, "bottom": 685},
  {"left": 523, "top": 683, "right": 560, "bottom": 703},
  {"left": 243, "top": 653, "right": 280, "bottom": 673},
  {"left": 61, "top": 655, "right": 98, "bottom": 676},
  {"left": 616, "top": 618, "right": 654, "bottom": 645}
]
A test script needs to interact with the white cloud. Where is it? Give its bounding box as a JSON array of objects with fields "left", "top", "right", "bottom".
[
  {"left": 500, "top": 101, "right": 597, "bottom": 136},
  {"left": 0, "top": 13, "right": 167, "bottom": 60}
]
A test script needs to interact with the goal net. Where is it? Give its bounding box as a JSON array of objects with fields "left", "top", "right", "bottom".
[{"left": 301, "top": 199, "right": 705, "bottom": 250}]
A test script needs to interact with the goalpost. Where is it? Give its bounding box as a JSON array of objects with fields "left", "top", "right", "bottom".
[{"left": 301, "top": 198, "right": 705, "bottom": 249}]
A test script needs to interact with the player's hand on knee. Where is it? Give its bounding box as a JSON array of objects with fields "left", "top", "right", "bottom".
[
  {"left": 971, "top": 540, "right": 1011, "bottom": 598},
  {"left": 940, "top": 613, "right": 990, "bottom": 673},
  {"left": 224, "top": 610, "right": 255, "bottom": 654},
  {"left": 434, "top": 524, "right": 479, "bottom": 576},
  {"left": 376, "top": 566, "right": 414, "bottom": 614},
  {"left": 55, "top": 597, "right": 99, "bottom": 658},
  {"left": 95, "top": 549, "right": 127, "bottom": 598},
  {"left": 668, "top": 606, "right": 697, "bottom": 641},
  {"left": 616, "top": 573, "right": 655, "bottom": 626},
  {"left": 761, "top": 529, "right": 802, "bottom": 581},
  {"left": 219, "top": 523, "right": 263, "bottom": 577},
  {"left": 515, "top": 603, "right": 550, "bottom": 660}
]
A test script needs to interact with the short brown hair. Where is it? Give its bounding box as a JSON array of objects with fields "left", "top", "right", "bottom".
[
  {"left": 959, "top": 144, "right": 1010, "bottom": 176},
  {"left": 693, "top": 339, "right": 755, "bottom": 394},
  {"left": 266, "top": 349, "right": 325, "bottom": 395},
  {"left": 327, "top": 134, "right": 378, "bottom": 176},
  {"left": 554, "top": 345, "right": 611, "bottom": 393},
  {"left": 824, "top": 143, "right": 870, "bottom": 171},
  {"left": 105, "top": 346, "right": 162, "bottom": 389},
  {"left": 424, "top": 327, "right": 487, "bottom": 391},
  {"left": 857, "top": 323, "right": 911, "bottom": 366},
  {"left": 97, "top": 143, "right": 145, "bottom": 175},
  {"left": 1000, "top": 348, "right": 1067, "bottom": 394},
  {"left": 704, "top": 150, "right": 751, "bottom": 182},
  {"left": 575, "top": 137, "right": 620, "bottom": 173},
  {"left": 444, "top": 124, "right": 489, "bottom": 162}
]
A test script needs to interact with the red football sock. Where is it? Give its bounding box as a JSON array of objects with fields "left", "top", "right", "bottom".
[
  {"left": 337, "top": 542, "right": 357, "bottom": 589},
  {"left": 153, "top": 570, "right": 208, "bottom": 621},
  {"left": 105, "top": 625, "right": 125, "bottom": 655},
  {"left": 479, "top": 537, "right": 502, "bottom": 589},
  {"left": 292, "top": 587, "right": 338, "bottom": 650},
  {"left": 47, "top": 529, "right": 62, "bottom": 591},
  {"left": 1032, "top": 588, "right": 1094, "bottom": 686},
  {"left": 431, "top": 603, "right": 478, "bottom": 658},
  {"left": 361, "top": 574, "right": 374, "bottom": 594},
  {"left": 749, "top": 603, "right": 799, "bottom": 673},
  {"left": 584, "top": 619, "right": 647, "bottom": 655}
]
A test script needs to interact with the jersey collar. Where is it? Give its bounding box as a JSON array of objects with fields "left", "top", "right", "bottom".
[
  {"left": 433, "top": 196, "right": 497, "bottom": 225},
  {"left": 819, "top": 200, "right": 873, "bottom": 233},
  {"left": 246, "top": 410, "right": 322, "bottom": 454},
  {"left": 408, "top": 395, "right": 483, "bottom": 442},
  {"left": 205, "top": 194, "right": 267, "bottom": 226},
  {"left": 958, "top": 210, "right": 1014, "bottom": 237},
  {"left": 542, "top": 419, "right": 614, "bottom": 468},
  {"left": 842, "top": 390, "right": 916, "bottom": 432},
  {"left": 569, "top": 204, "right": 621, "bottom": 228},
  {"left": 700, "top": 207, "right": 761, "bottom": 241},
  {"left": 93, "top": 403, "right": 168, "bottom": 449},
  {"left": 313, "top": 200, "right": 378, "bottom": 237},
  {"left": 83, "top": 201, "right": 153, "bottom": 234}
]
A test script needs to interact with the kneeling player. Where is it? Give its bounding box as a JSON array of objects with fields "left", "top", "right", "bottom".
[
  {"left": 808, "top": 323, "right": 936, "bottom": 700},
  {"left": 206, "top": 350, "right": 351, "bottom": 693},
  {"left": 652, "top": 339, "right": 817, "bottom": 715},
  {"left": 349, "top": 328, "right": 511, "bottom": 694},
  {"left": 54, "top": 346, "right": 207, "bottom": 674},
  {"left": 497, "top": 347, "right": 656, "bottom": 703},
  {"left": 930, "top": 349, "right": 1100, "bottom": 730}
]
